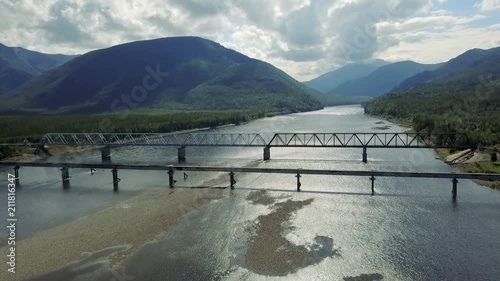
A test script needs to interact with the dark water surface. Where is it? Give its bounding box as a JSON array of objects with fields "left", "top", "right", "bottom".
[{"left": 1, "top": 105, "right": 500, "bottom": 280}]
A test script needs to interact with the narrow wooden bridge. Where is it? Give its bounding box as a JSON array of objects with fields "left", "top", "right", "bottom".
[{"left": 3, "top": 161, "right": 498, "bottom": 198}]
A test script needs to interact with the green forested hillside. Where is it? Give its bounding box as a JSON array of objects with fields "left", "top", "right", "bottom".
[
  {"left": 365, "top": 80, "right": 500, "bottom": 145},
  {"left": 0, "top": 43, "right": 76, "bottom": 92},
  {"left": 1, "top": 37, "right": 322, "bottom": 113},
  {"left": 365, "top": 46, "right": 500, "bottom": 146},
  {"left": 393, "top": 47, "right": 500, "bottom": 92}
]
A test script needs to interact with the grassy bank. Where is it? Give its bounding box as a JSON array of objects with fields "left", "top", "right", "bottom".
[{"left": 462, "top": 162, "right": 500, "bottom": 190}]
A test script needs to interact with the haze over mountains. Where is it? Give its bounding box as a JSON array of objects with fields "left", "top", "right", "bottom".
[
  {"left": 304, "top": 60, "right": 442, "bottom": 97},
  {"left": 0, "top": 36, "right": 499, "bottom": 115},
  {"left": 329, "top": 61, "right": 442, "bottom": 97},
  {"left": 303, "top": 60, "right": 389, "bottom": 93}
]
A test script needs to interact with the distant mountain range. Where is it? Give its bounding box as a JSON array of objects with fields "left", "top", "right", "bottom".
[
  {"left": 1, "top": 37, "right": 499, "bottom": 115},
  {"left": 329, "top": 61, "right": 442, "bottom": 97},
  {"left": 0, "top": 44, "right": 76, "bottom": 93},
  {"left": 393, "top": 47, "right": 500, "bottom": 92},
  {"left": 304, "top": 47, "right": 500, "bottom": 99},
  {"left": 303, "top": 59, "right": 443, "bottom": 99},
  {"left": 0, "top": 37, "right": 322, "bottom": 113},
  {"left": 303, "top": 59, "right": 389, "bottom": 93}
]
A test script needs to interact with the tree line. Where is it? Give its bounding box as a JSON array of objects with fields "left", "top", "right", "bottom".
[{"left": 364, "top": 82, "right": 500, "bottom": 147}]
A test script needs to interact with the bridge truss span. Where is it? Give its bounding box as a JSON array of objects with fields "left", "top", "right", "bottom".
[
  {"left": 40, "top": 132, "right": 469, "bottom": 149},
  {"left": 41, "top": 133, "right": 270, "bottom": 147},
  {"left": 269, "top": 133, "right": 469, "bottom": 148},
  {"left": 34, "top": 132, "right": 471, "bottom": 163}
]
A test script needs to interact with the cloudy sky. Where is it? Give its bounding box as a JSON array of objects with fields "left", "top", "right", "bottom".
[{"left": 1, "top": 0, "right": 499, "bottom": 81}]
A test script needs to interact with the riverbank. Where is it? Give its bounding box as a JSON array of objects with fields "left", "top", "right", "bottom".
[
  {"left": 437, "top": 149, "right": 500, "bottom": 190},
  {"left": 0, "top": 187, "right": 224, "bottom": 281},
  {"left": 367, "top": 113, "right": 500, "bottom": 190}
]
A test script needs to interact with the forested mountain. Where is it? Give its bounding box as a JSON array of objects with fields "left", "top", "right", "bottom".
[
  {"left": 0, "top": 43, "right": 76, "bottom": 93},
  {"left": 0, "top": 37, "right": 322, "bottom": 114},
  {"left": 393, "top": 47, "right": 500, "bottom": 92},
  {"left": 365, "top": 47, "right": 500, "bottom": 146},
  {"left": 303, "top": 59, "right": 389, "bottom": 93},
  {"left": 329, "top": 61, "right": 442, "bottom": 97}
]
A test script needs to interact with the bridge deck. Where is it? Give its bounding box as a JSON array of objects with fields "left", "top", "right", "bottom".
[{"left": 2, "top": 162, "right": 499, "bottom": 181}]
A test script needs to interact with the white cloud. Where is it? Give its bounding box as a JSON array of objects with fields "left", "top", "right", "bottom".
[
  {"left": 477, "top": 0, "right": 500, "bottom": 11},
  {"left": 377, "top": 25, "right": 500, "bottom": 63},
  {"left": 0, "top": 0, "right": 498, "bottom": 81}
]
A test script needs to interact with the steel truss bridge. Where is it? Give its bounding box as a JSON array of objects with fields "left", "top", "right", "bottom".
[
  {"left": 37, "top": 132, "right": 468, "bottom": 148},
  {"left": 1, "top": 132, "right": 470, "bottom": 162}
]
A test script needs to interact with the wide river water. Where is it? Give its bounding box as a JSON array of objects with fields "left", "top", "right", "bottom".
[{"left": 1, "top": 105, "right": 500, "bottom": 280}]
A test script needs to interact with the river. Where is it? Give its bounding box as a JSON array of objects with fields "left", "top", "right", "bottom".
[{"left": 1, "top": 105, "right": 499, "bottom": 281}]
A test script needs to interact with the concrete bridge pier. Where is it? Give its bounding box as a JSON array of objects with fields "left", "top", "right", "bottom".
[
  {"left": 112, "top": 169, "right": 120, "bottom": 191},
  {"left": 61, "top": 167, "right": 70, "bottom": 182},
  {"left": 168, "top": 169, "right": 176, "bottom": 188},
  {"left": 178, "top": 146, "right": 186, "bottom": 163},
  {"left": 101, "top": 146, "right": 111, "bottom": 161},
  {"left": 362, "top": 147, "right": 368, "bottom": 163},
  {"left": 370, "top": 176, "right": 375, "bottom": 195},
  {"left": 452, "top": 178, "right": 458, "bottom": 198},
  {"left": 14, "top": 166, "right": 20, "bottom": 186},
  {"left": 230, "top": 172, "right": 236, "bottom": 189},
  {"left": 263, "top": 146, "right": 271, "bottom": 161},
  {"left": 61, "top": 167, "right": 70, "bottom": 189}
]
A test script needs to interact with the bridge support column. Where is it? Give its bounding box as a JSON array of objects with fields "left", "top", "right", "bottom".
[
  {"left": 370, "top": 176, "right": 375, "bottom": 195},
  {"left": 61, "top": 167, "right": 70, "bottom": 182},
  {"left": 168, "top": 169, "right": 176, "bottom": 188},
  {"left": 296, "top": 173, "right": 302, "bottom": 192},
  {"left": 263, "top": 146, "right": 271, "bottom": 161},
  {"left": 101, "top": 146, "right": 111, "bottom": 161},
  {"left": 229, "top": 172, "right": 236, "bottom": 190},
  {"left": 452, "top": 178, "right": 458, "bottom": 198},
  {"left": 178, "top": 146, "right": 186, "bottom": 163},
  {"left": 61, "top": 167, "right": 70, "bottom": 189},
  {"left": 362, "top": 147, "right": 368, "bottom": 163},
  {"left": 14, "top": 166, "right": 20, "bottom": 186},
  {"left": 112, "top": 169, "right": 120, "bottom": 192}
]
